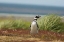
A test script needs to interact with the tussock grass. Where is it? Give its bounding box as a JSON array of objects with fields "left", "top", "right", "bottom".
[
  {"left": 0, "top": 19, "right": 30, "bottom": 30},
  {"left": 0, "top": 14, "right": 64, "bottom": 33},
  {"left": 37, "top": 14, "right": 64, "bottom": 33}
]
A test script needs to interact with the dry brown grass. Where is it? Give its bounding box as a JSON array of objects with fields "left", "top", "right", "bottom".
[
  {"left": 0, "top": 29, "right": 64, "bottom": 42},
  {"left": 0, "top": 36, "right": 63, "bottom": 42}
]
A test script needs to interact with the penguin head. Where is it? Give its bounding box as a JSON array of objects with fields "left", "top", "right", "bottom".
[{"left": 34, "top": 15, "right": 41, "bottom": 20}]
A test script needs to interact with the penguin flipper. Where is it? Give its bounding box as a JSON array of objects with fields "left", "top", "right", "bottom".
[
  {"left": 36, "top": 22, "right": 39, "bottom": 28},
  {"left": 37, "top": 24, "right": 39, "bottom": 28}
]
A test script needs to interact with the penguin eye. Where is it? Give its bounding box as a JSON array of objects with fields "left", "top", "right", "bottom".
[{"left": 35, "top": 15, "right": 41, "bottom": 18}]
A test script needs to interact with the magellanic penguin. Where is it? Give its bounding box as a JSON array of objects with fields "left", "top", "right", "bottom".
[{"left": 30, "top": 15, "right": 41, "bottom": 35}]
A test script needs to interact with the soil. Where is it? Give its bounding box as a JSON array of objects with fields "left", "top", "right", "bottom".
[{"left": 0, "top": 29, "right": 64, "bottom": 42}]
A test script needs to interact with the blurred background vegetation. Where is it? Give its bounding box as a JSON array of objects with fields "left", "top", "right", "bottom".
[{"left": 0, "top": 14, "right": 64, "bottom": 33}]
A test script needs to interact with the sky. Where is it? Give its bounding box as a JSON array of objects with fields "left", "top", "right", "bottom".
[{"left": 0, "top": 0, "right": 64, "bottom": 7}]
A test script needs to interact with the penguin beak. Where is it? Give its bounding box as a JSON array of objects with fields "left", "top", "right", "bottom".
[{"left": 38, "top": 15, "right": 41, "bottom": 18}]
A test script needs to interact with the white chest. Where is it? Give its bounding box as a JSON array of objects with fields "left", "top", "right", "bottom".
[
  {"left": 31, "top": 21, "right": 37, "bottom": 28},
  {"left": 30, "top": 21, "right": 38, "bottom": 34}
]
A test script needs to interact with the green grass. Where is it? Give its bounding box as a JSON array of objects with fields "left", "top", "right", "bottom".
[
  {"left": 37, "top": 14, "right": 64, "bottom": 33},
  {"left": 0, "top": 19, "right": 31, "bottom": 30},
  {"left": 0, "top": 14, "right": 64, "bottom": 33}
]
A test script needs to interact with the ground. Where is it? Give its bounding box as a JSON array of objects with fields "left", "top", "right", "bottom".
[{"left": 0, "top": 29, "right": 64, "bottom": 42}]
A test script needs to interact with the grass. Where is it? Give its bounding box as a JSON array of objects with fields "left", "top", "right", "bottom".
[
  {"left": 0, "top": 14, "right": 64, "bottom": 33},
  {"left": 0, "top": 14, "right": 64, "bottom": 32},
  {"left": 37, "top": 14, "right": 64, "bottom": 33},
  {"left": 0, "top": 19, "right": 31, "bottom": 30},
  {"left": 0, "top": 29, "right": 64, "bottom": 42},
  {"left": 0, "top": 14, "right": 64, "bottom": 42}
]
